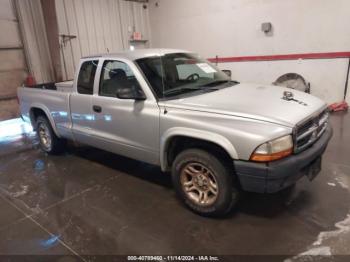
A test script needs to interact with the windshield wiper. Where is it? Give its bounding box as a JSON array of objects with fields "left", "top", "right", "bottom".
[
  {"left": 201, "top": 80, "right": 239, "bottom": 88},
  {"left": 163, "top": 87, "right": 203, "bottom": 96},
  {"left": 163, "top": 80, "right": 239, "bottom": 97}
]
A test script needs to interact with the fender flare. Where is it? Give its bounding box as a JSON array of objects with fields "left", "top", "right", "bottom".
[
  {"left": 160, "top": 127, "right": 238, "bottom": 171},
  {"left": 29, "top": 103, "right": 60, "bottom": 137}
]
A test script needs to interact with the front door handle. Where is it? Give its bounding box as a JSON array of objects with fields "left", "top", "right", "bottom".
[{"left": 93, "top": 105, "right": 102, "bottom": 113}]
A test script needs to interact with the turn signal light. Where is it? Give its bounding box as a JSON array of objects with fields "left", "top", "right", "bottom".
[{"left": 250, "top": 148, "right": 293, "bottom": 162}]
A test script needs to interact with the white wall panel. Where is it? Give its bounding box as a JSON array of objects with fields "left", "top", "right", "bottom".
[
  {"left": 56, "top": 0, "right": 150, "bottom": 80},
  {"left": 0, "top": 21, "right": 22, "bottom": 48},
  {"left": 0, "top": 70, "right": 26, "bottom": 97},
  {"left": 0, "top": 0, "right": 16, "bottom": 20},
  {"left": 0, "top": 49, "right": 26, "bottom": 72},
  {"left": 149, "top": 0, "right": 350, "bottom": 104},
  {"left": 149, "top": 0, "right": 350, "bottom": 57},
  {"left": 0, "top": 0, "right": 56, "bottom": 119},
  {"left": 16, "top": 0, "right": 54, "bottom": 83},
  {"left": 0, "top": 0, "right": 27, "bottom": 105}
]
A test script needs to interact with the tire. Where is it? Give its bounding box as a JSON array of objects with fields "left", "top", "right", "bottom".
[
  {"left": 36, "top": 116, "right": 65, "bottom": 154},
  {"left": 172, "top": 149, "right": 239, "bottom": 217}
]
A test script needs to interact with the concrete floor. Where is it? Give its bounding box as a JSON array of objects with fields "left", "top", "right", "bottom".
[{"left": 0, "top": 113, "right": 349, "bottom": 261}]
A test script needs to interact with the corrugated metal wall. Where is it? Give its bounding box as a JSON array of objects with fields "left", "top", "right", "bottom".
[
  {"left": 16, "top": 0, "right": 54, "bottom": 83},
  {"left": 0, "top": 0, "right": 54, "bottom": 120},
  {"left": 0, "top": 0, "right": 27, "bottom": 119},
  {"left": 56, "top": 0, "right": 151, "bottom": 80}
]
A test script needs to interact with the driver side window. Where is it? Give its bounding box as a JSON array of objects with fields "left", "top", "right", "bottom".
[{"left": 99, "top": 60, "right": 142, "bottom": 98}]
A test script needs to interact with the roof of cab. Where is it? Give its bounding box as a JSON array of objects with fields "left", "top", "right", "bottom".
[{"left": 82, "top": 48, "right": 192, "bottom": 61}]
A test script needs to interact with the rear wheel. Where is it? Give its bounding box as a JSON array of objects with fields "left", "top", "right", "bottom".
[
  {"left": 36, "top": 116, "right": 65, "bottom": 154},
  {"left": 172, "top": 149, "right": 239, "bottom": 216}
]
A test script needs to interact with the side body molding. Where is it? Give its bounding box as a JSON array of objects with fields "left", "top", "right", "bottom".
[{"left": 160, "top": 127, "right": 238, "bottom": 171}]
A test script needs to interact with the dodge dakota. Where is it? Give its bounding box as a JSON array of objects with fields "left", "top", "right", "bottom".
[{"left": 17, "top": 49, "right": 332, "bottom": 216}]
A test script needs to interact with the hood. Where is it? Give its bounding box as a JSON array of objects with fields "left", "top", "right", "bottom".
[{"left": 163, "top": 83, "right": 327, "bottom": 127}]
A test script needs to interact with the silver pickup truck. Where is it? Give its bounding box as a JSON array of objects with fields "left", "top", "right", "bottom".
[{"left": 18, "top": 49, "right": 332, "bottom": 216}]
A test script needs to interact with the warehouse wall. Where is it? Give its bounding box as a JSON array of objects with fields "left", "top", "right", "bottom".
[
  {"left": 149, "top": 0, "right": 350, "bottom": 104},
  {"left": 16, "top": 0, "right": 54, "bottom": 83},
  {"left": 0, "top": 0, "right": 54, "bottom": 120},
  {"left": 55, "top": 0, "right": 151, "bottom": 80},
  {"left": 0, "top": 0, "right": 27, "bottom": 120},
  {"left": 0, "top": 0, "right": 151, "bottom": 120}
]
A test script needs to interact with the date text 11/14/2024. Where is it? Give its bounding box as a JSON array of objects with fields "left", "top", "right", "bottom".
[{"left": 127, "top": 256, "right": 220, "bottom": 261}]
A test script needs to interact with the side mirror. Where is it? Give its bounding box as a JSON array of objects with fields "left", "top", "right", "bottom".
[
  {"left": 222, "top": 70, "right": 232, "bottom": 78},
  {"left": 116, "top": 87, "right": 146, "bottom": 101}
]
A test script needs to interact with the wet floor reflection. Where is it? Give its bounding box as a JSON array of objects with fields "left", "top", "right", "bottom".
[
  {"left": 0, "top": 114, "right": 349, "bottom": 256},
  {"left": 0, "top": 118, "right": 34, "bottom": 142}
]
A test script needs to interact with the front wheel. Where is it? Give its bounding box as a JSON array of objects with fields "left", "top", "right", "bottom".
[{"left": 172, "top": 149, "right": 239, "bottom": 216}]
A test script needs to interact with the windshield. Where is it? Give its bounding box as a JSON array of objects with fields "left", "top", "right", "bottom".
[{"left": 135, "top": 53, "right": 234, "bottom": 99}]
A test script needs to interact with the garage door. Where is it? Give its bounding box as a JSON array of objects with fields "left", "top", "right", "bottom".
[{"left": 0, "top": 0, "right": 27, "bottom": 121}]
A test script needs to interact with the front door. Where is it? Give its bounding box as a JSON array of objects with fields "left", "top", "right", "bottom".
[{"left": 90, "top": 59, "right": 160, "bottom": 165}]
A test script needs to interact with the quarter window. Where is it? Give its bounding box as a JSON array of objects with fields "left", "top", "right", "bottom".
[{"left": 77, "top": 60, "right": 98, "bottom": 95}]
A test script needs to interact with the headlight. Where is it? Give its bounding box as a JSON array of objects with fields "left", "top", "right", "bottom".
[{"left": 250, "top": 135, "right": 293, "bottom": 162}]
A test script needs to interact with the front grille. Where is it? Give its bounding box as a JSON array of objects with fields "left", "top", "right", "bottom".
[{"left": 294, "top": 109, "right": 329, "bottom": 153}]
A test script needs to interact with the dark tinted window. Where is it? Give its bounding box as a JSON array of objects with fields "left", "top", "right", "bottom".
[
  {"left": 136, "top": 53, "right": 231, "bottom": 99},
  {"left": 99, "top": 60, "right": 142, "bottom": 97},
  {"left": 77, "top": 60, "right": 98, "bottom": 95}
]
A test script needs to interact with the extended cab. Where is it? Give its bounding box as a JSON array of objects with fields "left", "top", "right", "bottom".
[{"left": 18, "top": 49, "right": 332, "bottom": 216}]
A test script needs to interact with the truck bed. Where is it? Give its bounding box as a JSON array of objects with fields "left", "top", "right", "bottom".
[
  {"left": 17, "top": 82, "right": 73, "bottom": 139},
  {"left": 27, "top": 82, "right": 57, "bottom": 90},
  {"left": 26, "top": 80, "right": 74, "bottom": 93}
]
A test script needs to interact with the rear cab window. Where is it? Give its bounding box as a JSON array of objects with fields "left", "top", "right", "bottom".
[{"left": 77, "top": 60, "right": 98, "bottom": 95}]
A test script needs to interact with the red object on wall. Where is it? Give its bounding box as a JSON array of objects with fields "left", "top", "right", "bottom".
[
  {"left": 25, "top": 75, "right": 36, "bottom": 87},
  {"left": 329, "top": 101, "right": 349, "bottom": 112},
  {"left": 132, "top": 32, "right": 142, "bottom": 40}
]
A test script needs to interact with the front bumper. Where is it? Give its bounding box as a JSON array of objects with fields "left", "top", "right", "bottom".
[{"left": 234, "top": 126, "right": 333, "bottom": 193}]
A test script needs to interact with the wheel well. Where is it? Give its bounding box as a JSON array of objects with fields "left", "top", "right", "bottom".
[
  {"left": 166, "top": 136, "right": 233, "bottom": 170},
  {"left": 29, "top": 108, "right": 47, "bottom": 129}
]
